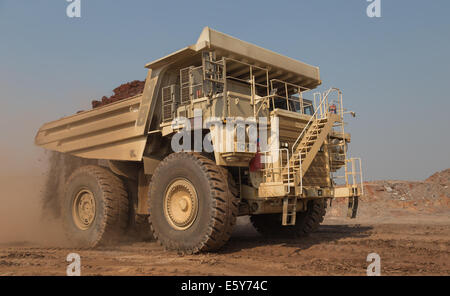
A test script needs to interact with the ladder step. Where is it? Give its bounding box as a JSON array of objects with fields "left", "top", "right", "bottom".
[{"left": 282, "top": 197, "right": 297, "bottom": 226}]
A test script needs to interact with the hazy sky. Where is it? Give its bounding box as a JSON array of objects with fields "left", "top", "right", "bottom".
[{"left": 0, "top": 0, "right": 449, "bottom": 180}]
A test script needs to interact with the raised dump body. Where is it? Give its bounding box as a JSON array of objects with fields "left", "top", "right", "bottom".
[{"left": 35, "top": 27, "right": 363, "bottom": 253}]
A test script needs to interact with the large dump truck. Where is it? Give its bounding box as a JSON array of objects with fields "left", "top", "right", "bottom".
[{"left": 35, "top": 27, "right": 363, "bottom": 253}]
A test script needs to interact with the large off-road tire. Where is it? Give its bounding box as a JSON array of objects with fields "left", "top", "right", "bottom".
[
  {"left": 148, "top": 153, "right": 238, "bottom": 254},
  {"left": 250, "top": 198, "right": 326, "bottom": 237},
  {"left": 62, "top": 165, "right": 129, "bottom": 247}
]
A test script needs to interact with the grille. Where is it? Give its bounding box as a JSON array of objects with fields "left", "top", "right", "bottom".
[
  {"left": 163, "top": 104, "right": 173, "bottom": 121},
  {"left": 161, "top": 85, "right": 178, "bottom": 122},
  {"left": 162, "top": 86, "right": 172, "bottom": 103},
  {"left": 180, "top": 87, "right": 190, "bottom": 105},
  {"left": 180, "top": 67, "right": 193, "bottom": 105},
  {"left": 180, "top": 68, "right": 190, "bottom": 86}
]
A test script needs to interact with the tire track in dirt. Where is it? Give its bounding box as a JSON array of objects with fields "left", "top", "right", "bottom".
[{"left": 0, "top": 218, "right": 448, "bottom": 276}]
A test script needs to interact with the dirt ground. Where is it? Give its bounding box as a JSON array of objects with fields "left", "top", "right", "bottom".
[
  {"left": 0, "top": 215, "right": 448, "bottom": 276},
  {"left": 0, "top": 169, "right": 448, "bottom": 276}
]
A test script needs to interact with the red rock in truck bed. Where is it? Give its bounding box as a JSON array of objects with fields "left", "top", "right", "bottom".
[{"left": 91, "top": 80, "right": 145, "bottom": 108}]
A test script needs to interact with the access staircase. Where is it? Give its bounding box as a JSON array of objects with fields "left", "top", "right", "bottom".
[
  {"left": 259, "top": 88, "right": 363, "bottom": 225},
  {"left": 280, "top": 92, "right": 340, "bottom": 225}
]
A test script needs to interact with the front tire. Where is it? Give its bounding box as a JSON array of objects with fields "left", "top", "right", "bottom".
[
  {"left": 62, "top": 165, "right": 129, "bottom": 247},
  {"left": 148, "top": 153, "right": 238, "bottom": 254}
]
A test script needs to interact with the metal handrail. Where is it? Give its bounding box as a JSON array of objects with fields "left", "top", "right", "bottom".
[
  {"left": 292, "top": 87, "right": 343, "bottom": 156},
  {"left": 348, "top": 157, "right": 364, "bottom": 196},
  {"left": 254, "top": 94, "right": 277, "bottom": 117},
  {"left": 292, "top": 90, "right": 330, "bottom": 155},
  {"left": 358, "top": 158, "right": 364, "bottom": 196},
  {"left": 322, "top": 87, "right": 343, "bottom": 117},
  {"left": 261, "top": 148, "right": 290, "bottom": 193},
  {"left": 297, "top": 151, "right": 303, "bottom": 194}
]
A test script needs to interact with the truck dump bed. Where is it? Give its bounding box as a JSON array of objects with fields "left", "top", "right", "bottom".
[{"left": 35, "top": 94, "right": 147, "bottom": 161}]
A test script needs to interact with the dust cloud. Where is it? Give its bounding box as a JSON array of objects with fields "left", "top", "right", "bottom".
[
  {"left": 0, "top": 151, "right": 96, "bottom": 247},
  {"left": 41, "top": 152, "right": 98, "bottom": 219}
]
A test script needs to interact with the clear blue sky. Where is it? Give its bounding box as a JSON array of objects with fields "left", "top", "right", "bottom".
[{"left": 0, "top": 0, "right": 449, "bottom": 180}]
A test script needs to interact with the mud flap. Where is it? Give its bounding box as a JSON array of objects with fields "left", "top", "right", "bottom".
[{"left": 347, "top": 196, "right": 359, "bottom": 219}]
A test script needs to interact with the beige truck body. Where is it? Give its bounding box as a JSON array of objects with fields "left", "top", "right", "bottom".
[{"left": 35, "top": 27, "right": 363, "bottom": 222}]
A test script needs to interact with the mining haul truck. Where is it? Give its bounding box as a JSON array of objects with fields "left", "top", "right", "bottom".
[{"left": 35, "top": 27, "right": 363, "bottom": 253}]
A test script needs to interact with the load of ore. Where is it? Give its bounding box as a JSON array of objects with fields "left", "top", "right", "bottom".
[{"left": 92, "top": 80, "right": 145, "bottom": 108}]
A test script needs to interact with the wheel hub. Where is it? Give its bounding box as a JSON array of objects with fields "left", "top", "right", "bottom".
[
  {"left": 164, "top": 179, "right": 198, "bottom": 230},
  {"left": 72, "top": 189, "right": 96, "bottom": 230}
]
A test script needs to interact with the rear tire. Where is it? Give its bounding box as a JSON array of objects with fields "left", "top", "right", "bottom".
[
  {"left": 148, "top": 153, "right": 238, "bottom": 254},
  {"left": 250, "top": 198, "right": 326, "bottom": 238},
  {"left": 62, "top": 165, "right": 129, "bottom": 247}
]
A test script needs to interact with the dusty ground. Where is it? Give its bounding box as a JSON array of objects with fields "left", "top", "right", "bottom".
[
  {"left": 0, "top": 215, "right": 448, "bottom": 276},
  {"left": 0, "top": 169, "right": 448, "bottom": 276}
]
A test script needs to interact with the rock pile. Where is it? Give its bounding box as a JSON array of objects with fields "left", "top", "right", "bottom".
[{"left": 91, "top": 80, "right": 145, "bottom": 108}]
